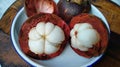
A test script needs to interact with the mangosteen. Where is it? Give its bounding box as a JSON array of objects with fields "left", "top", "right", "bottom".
[
  {"left": 19, "top": 13, "right": 70, "bottom": 60},
  {"left": 57, "top": 0, "right": 91, "bottom": 23},
  {"left": 24, "top": 0, "right": 58, "bottom": 17},
  {"left": 69, "top": 13, "right": 109, "bottom": 58}
]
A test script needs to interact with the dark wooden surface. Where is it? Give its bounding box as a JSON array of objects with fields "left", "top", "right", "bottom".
[{"left": 0, "top": 0, "right": 120, "bottom": 67}]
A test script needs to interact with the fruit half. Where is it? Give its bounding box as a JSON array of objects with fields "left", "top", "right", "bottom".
[
  {"left": 69, "top": 13, "right": 109, "bottom": 58},
  {"left": 25, "top": 0, "right": 58, "bottom": 17},
  {"left": 19, "top": 13, "right": 70, "bottom": 60}
]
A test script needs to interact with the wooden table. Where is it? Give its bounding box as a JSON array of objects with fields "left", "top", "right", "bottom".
[{"left": 0, "top": 0, "right": 120, "bottom": 67}]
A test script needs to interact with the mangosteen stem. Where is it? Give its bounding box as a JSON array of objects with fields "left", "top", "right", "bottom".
[
  {"left": 70, "top": 0, "right": 83, "bottom": 5},
  {"left": 67, "top": 0, "right": 71, "bottom": 2}
]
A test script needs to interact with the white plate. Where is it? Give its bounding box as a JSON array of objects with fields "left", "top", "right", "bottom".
[
  {"left": 111, "top": 0, "right": 120, "bottom": 6},
  {"left": 11, "top": 0, "right": 110, "bottom": 67}
]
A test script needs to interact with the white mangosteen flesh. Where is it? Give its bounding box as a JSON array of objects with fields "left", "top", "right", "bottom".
[
  {"left": 36, "top": 0, "right": 54, "bottom": 14},
  {"left": 28, "top": 22, "right": 65, "bottom": 54},
  {"left": 70, "top": 23, "right": 100, "bottom": 51}
]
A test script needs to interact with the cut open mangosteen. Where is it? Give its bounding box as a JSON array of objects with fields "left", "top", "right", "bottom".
[
  {"left": 25, "top": 0, "right": 58, "bottom": 17},
  {"left": 19, "top": 13, "right": 70, "bottom": 60},
  {"left": 69, "top": 13, "right": 109, "bottom": 58}
]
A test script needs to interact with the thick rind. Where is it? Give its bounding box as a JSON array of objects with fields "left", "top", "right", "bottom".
[
  {"left": 19, "top": 13, "right": 70, "bottom": 60},
  {"left": 69, "top": 13, "right": 109, "bottom": 58}
]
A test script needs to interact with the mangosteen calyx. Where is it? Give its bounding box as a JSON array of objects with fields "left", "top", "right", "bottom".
[{"left": 67, "top": 0, "right": 90, "bottom": 5}]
